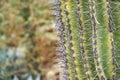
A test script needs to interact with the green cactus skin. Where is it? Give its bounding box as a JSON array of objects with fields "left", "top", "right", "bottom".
[
  {"left": 89, "top": 0, "right": 116, "bottom": 79},
  {"left": 60, "top": 0, "right": 77, "bottom": 79},
  {"left": 56, "top": 1, "right": 69, "bottom": 80},
  {"left": 110, "top": 0, "right": 120, "bottom": 79},
  {"left": 89, "top": 0, "right": 107, "bottom": 79},
  {"left": 77, "top": 0, "right": 95, "bottom": 79},
  {"left": 56, "top": 0, "right": 120, "bottom": 80},
  {"left": 67, "top": 0, "right": 85, "bottom": 79}
]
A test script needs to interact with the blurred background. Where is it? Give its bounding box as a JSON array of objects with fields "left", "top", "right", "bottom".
[{"left": 0, "top": 0, "right": 59, "bottom": 80}]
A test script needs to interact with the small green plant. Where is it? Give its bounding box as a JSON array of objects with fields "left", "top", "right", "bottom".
[{"left": 56, "top": 0, "right": 120, "bottom": 80}]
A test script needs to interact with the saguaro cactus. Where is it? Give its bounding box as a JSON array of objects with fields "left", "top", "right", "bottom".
[{"left": 55, "top": 0, "right": 120, "bottom": 80}]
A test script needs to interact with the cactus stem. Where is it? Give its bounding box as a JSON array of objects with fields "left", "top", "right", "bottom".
[{"left": 56, "top": 0, "right": 120, "bottom": 79}]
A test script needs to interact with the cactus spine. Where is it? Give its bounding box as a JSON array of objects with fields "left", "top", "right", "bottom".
[{"left": 56, "top": 0, "right": 120, "bottom": 80}]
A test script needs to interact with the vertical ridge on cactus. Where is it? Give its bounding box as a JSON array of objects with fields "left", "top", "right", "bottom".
[
  {"left": 55, "top": 0, "right": 120, "bottom": 79},
  {"left": 61, "top": 0, "right": 77, "bottom": 79},
  {"left": 56, "top": 0, "right": 69, "bottom": 80},
  {"left": 89, "top": 0, "right": 107, "bottom": 79},
  {"left": 67, "top": 0, "right": 85, "bottom": 79},
  {"left": 110, "top": 0, "right": 120, "bottom": 79},
  {"left": 94, "top": 0, "right": 115, "bottom": 79},
  {"left": 77, "top": 0, "right": 94, "bottom": 79},
  {"left": 106, "top": 0, "right": 116, "bottom": 79}
]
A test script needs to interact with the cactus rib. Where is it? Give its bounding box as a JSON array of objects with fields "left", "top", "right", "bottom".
[
  {"left": 110, "top": 0, "right": 120, "bottom": 79},
  {"left": 67, "top": 0, "right": 85, "bottom": 79},
  {"left": 56, "top": 0, "right": 69, "bottom": 79},
  {"left": 89, "top": 0, "right": 107, "bottom": 79},
  {"left": 76, "top": 0, "right": 93, "bottom": 79}
]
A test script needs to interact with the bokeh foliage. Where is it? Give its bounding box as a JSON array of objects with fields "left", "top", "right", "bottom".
[{"left": 0, "top": 0, "right": 57, "bottom": 80}]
